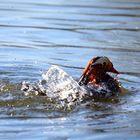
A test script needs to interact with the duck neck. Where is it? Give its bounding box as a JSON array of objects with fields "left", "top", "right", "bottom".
[
  {"left": 87, "top": 69, "right": 106, "bottom": 85},
  {"left": 94, "top": 73, "right": 106, "bottom": 84}
]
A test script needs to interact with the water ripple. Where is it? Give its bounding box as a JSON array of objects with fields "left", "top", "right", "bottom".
[{"left": 0, "top": 0, "right": 140, "bottom": 139}]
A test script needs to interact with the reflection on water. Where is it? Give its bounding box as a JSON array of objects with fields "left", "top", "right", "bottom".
[{"left": 0, "top": 0, "right": 140, "bottom": 139}]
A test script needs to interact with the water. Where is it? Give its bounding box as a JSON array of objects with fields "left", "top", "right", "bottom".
[{"left": 0, "top": 0, "right": 140, "bottom": 139}]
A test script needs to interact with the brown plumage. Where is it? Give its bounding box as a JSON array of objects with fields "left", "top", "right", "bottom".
[{"left": 79, "top": 56, "right": 120, "bottom": 95}]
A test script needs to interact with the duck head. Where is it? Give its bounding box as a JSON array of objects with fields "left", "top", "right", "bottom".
[{"left": 79, "top": 56, "right": 119, "bottom": 85}]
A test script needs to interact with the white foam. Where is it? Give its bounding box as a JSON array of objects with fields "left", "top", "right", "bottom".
[{"left": 41, "top": 65, "right": 87, "bottom": 100}]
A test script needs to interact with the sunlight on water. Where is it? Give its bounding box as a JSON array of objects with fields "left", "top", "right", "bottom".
[{"left": 0, "top": 0, "right": 140, "bottom": 139}]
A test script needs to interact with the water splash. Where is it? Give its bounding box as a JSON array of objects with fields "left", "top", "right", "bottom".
[
  {"left": 21, "top": 66, "right": 88, "bottom": 108},
  {"left": 21, "top": 65, "right": 121, "bottom": 109}
]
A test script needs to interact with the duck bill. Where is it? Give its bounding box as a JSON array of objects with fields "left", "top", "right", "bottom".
[{"left": 110, "top": 67, "right": 119, "bottom": 75}]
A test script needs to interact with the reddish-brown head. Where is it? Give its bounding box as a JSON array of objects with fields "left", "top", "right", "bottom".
[
  {"left": 79, "top": 56, "right": 119, "bottom": 85},
  {"left": 91, "top": 56, "right": 119, "bottom": 74}
]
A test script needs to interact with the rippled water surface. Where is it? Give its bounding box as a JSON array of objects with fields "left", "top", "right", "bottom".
[{"left": 0, "top": 0, "right": 140, "bottom": 139}]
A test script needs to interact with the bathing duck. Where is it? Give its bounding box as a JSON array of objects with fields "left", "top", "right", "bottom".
[{"left": 79, "top": 56, "right": 121, "bottom": 97}]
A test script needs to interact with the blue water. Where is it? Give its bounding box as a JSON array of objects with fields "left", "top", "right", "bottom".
[{"left": 0, "top": 0, "right": 140, "bottom": 139}]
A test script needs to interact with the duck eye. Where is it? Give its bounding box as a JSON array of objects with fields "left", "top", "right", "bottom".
[{"left": 103, "top": 62, "right": 106, "bottom": 65}]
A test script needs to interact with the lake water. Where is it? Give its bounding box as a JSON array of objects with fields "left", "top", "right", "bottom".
[{"left": 0, "top": 0, "right": 140, "bottom": 139}]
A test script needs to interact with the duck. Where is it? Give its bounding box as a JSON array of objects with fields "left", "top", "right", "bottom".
[
  {"left": 21, "top": 56, "right": 122, "bottom": 101},
  {"left": 78, "top": 56, "right": 121, "bottom": 98}
]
